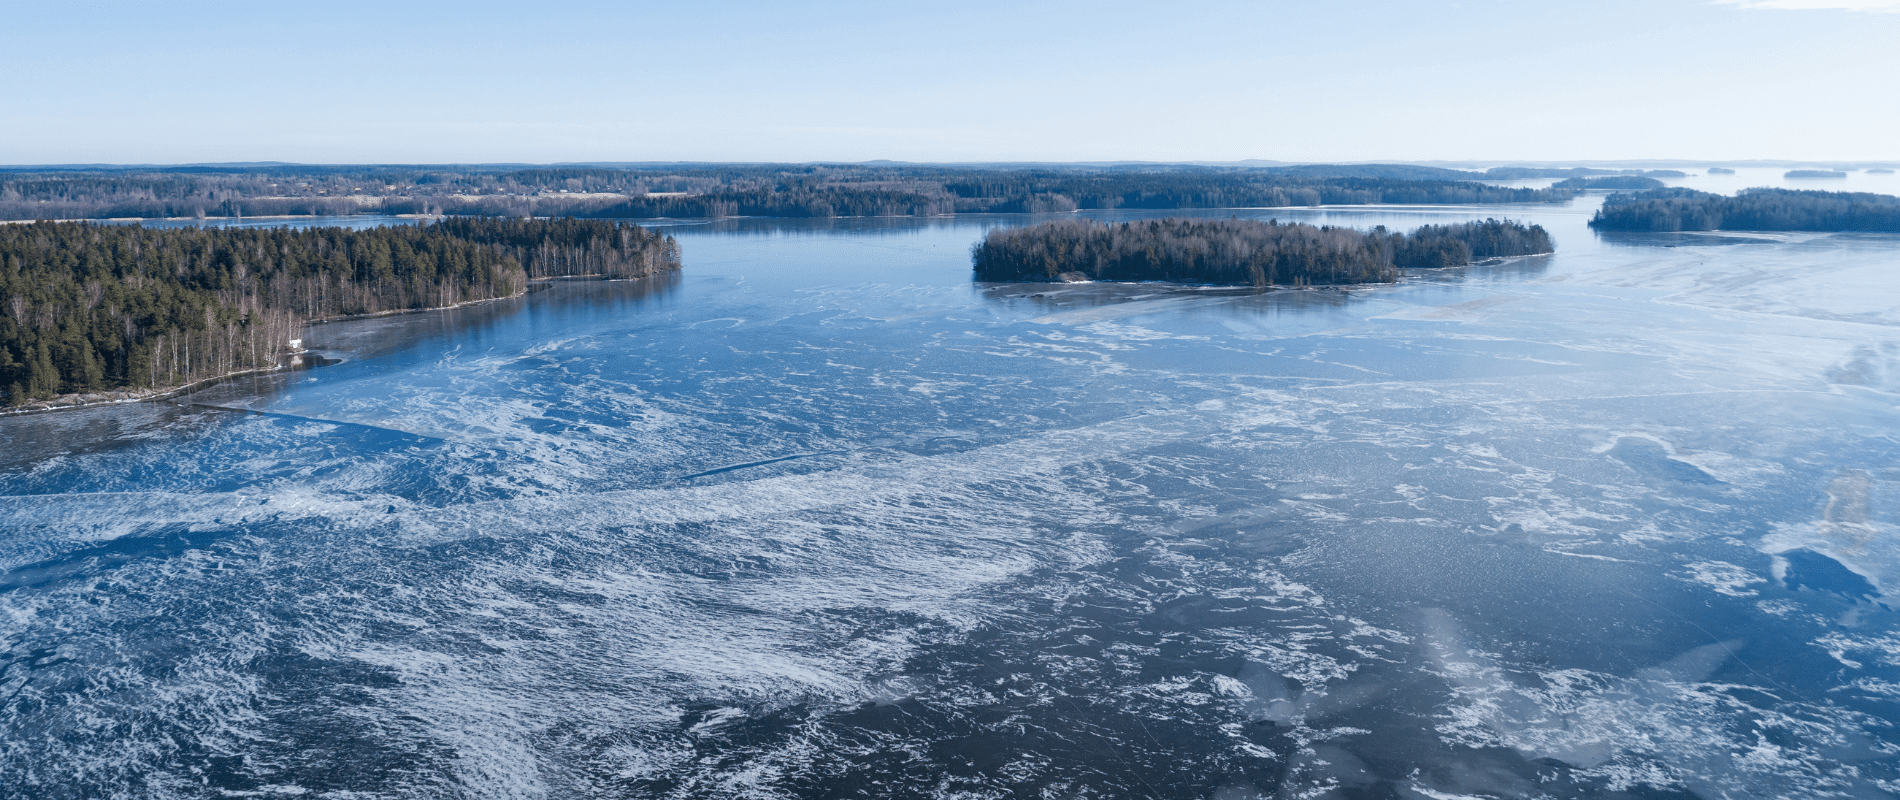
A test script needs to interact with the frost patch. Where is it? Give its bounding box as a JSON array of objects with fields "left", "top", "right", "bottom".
[
  {"left": 1814, "top": 632, "right": 1900, "bottom": 670},
  {"left": 1678, "top": 560, "right": 1766, "bottom": 597},
  {"left": 1422, "top": 608, "right": 1889, "bottom": 796}
]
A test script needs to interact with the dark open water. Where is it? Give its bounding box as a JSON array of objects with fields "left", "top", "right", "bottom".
[{"left": 2, "top": 169, "right": 1898, "bottom": 799}]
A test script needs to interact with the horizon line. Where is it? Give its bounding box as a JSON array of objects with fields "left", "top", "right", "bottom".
[{"left": 4, "top": 158, "right": 1899, "bottom": 171}]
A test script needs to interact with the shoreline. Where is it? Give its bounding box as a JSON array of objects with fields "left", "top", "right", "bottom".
[
  {"left": 987, "top": 250, "right": 1555, "bottom": 288},
  {"left": 0, "top": 361, "right": 304, "bottom": 418},
  {"left": 302, "top": 272, "right": 646, "bottom": 326},
  {"left": 303, "top": 285, "right": 531, "bottom": 327},
  {"left": 0, "top": 213, "right": 445, "bottom": 225}
]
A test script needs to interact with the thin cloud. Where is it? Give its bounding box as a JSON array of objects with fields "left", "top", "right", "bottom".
[{"left": 1716, "top": 0, "right": 1900, "bottom": 10}]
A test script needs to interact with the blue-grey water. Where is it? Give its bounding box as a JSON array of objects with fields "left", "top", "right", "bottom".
[{"left": 3, "top": 170, "right": 1899, "bottom": 799}]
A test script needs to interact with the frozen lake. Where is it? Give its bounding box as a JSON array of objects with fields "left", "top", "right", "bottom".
[{"left": 3, "top": 170, "right": 1899, "bottom": 798}]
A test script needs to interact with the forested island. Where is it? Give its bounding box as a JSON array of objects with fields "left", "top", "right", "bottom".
[
  {"left": 1786, "top": 170, "right": 1847, "bottom": 179},
  {"left": 0, "top": 219, "right": 678, "bottom": 406},
  {"left": 972, "top": 218, "right": 1552, "bottom": 286},
  {"left": 1869, "top": 169, "right": 1895, "bottom": 175},
  {"left": 1587, "top": 188, "right": 1900, "bottom": 232},
  {"left": 1707, "top": 167, "right": 1736, "bottom": 175},
  {"left": 1552, "top": 176, "right": 1666, "bottom": 191},
  {"left": 0, "top": 164, "right": 1581, "bottom": 222}
]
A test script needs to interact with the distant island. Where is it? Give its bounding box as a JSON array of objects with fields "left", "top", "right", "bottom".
[
  {"left": 1481, "top": 167, "right": 1624, "bottom": 180},
  {"left": 1869, "top": 168, "right": 1896, "bottom": 175},
  {"left": 1786, "top": 170, "right": 1848, "bottom": 179},
  {"left": 972, "top": 218, "right": 1552, "bottom": 286},
  {"left": 0, "top": 219, "right": 679, "bottom": 408},
  {"left": 1707, "top": 167, "right": 1736, "bottom": 175},
  {"left": 0, "top": 164, "right": 1584, "bottom": 223},
  {"left": 1481, "top": 167, "right": 1682, "bottom": 180},
  {"left": 1552, "top": 176, "right": 1665, "bottom": 191},
  {"left": 1587, "top": 187, "right": 1900, "bottom": 232}
]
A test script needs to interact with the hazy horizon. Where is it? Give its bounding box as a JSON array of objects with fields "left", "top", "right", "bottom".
[
  {"left": 7, "top": 0, "right": 1896, "bottom": 164},
  {"left": 4, "top": 158, "right": 1896, "bottom": 170}
]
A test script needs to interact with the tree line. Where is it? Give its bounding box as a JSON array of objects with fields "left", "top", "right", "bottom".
[
  {"left": 971, "top": 217, "right": 1552, "bottom": 286},
  {"left": 1, "top": 164, "right": 1581, "bottom": 221},
  {"left": 1587, "top": 188, "right": 1900, "bottom": 232},
  {"left": 519, "top": 174, "right": 1571, "bottom": 220},
  {"left": 0, "top": 218, "right": 679, "bottom": 405},
  {"left": 428, "top": 217, "right": 681, "bottom": 279}
]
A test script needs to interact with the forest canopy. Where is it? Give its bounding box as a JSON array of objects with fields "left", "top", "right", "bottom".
[
  {"left": 0, "top": 218, "right": 679, "bottom": 405},
  {"left": 1587, "top": 188, "right": 1900, "bottom": 232},
  {"left": 971, "top": 218, "right": 1552, "bottom": 286}
]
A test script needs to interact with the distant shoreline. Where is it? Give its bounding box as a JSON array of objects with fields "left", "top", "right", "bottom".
[{"left": 0, "top": 213, "right": 445, "bottom": 225}]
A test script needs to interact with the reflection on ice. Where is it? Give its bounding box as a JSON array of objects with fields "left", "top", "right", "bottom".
[{"left": 1762, "top": 468, "right": 1896, "bottom": 602}]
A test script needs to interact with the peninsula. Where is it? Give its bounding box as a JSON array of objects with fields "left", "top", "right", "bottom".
[{"left": 0, "top": 218, "right": 679, "bottom": 407}]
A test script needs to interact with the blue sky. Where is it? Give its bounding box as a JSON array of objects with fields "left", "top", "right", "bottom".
[{"left": 4, "top": 0, "right": 1895, "bottom": 164}]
